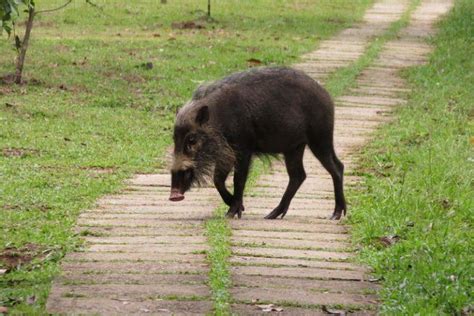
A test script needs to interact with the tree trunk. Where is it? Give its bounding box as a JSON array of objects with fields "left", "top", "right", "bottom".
[
  {"left": 14, "top": 7, "right": 35, "bottom": 84},
  {"left": 207, "top": 0, "right": 211, "bottom": 17}
]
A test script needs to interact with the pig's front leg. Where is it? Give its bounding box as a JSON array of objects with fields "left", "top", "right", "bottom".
[
  {"left": 226, "top": 152, "right": 251, "bottom": 219},
  {"left": 214, "top": 165, "right": 234, "bottom": 206}
]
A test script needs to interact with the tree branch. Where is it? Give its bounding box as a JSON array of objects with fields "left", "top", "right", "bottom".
[{"left": 35, "top": 0, "right": 73, "bottom": 15}]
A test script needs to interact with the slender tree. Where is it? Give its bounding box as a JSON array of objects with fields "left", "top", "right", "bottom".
[{"left": 0, "top": 0, "right": 74, "bottom": 84}]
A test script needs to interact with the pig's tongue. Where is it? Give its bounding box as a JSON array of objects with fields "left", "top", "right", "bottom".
[{"left": 169, "top": 188, "right": 185, "bottom": 202}]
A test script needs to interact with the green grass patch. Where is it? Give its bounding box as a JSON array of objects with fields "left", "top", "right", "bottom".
[
  {"left": 206, "top": 205, "right": 232, "bottom": 315},
  {"left": 349, "top": 0, "right": 474, "bottom": 314}
]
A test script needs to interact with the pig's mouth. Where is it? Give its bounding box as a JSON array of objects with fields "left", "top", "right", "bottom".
[
  {"left": 169, "top": 168, "right": 194, "bottom": 202},
  {"left": 169, "top": 188, "right": 185, "bottom": 202}
]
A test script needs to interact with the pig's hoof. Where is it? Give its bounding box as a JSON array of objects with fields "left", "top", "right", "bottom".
[
  {"left": 330, "top": 206, "right": 347, "bottom": 220},
  {"left": 330, "top": 210, "right": 343, "bottom": 220},
  {"left": 264, "top": 207, "right": 288, "bottom": 220},
  {"left": 226, "top": 204, "right": 245, "bottom": 219}
]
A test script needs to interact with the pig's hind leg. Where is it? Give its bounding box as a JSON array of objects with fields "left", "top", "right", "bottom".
[
  {"left": 225, "top": 152, "right": 251, "bottom": 219},
  {"left": 265, "top": 145, "right": 306, "bottom": 219},
  {"left": 308, "top": 140, "right": 346, "bottom": 220}
]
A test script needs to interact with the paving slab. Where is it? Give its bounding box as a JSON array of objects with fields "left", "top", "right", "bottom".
[
  {"left": 48, "top": 170, "right": 220, "bottom": 315},
  {"left": 47, "top": 298, "right": 212, "bottom": 316}
]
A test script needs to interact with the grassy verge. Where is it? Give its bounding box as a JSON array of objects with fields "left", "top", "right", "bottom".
[
  {"left": 206, "top": 205, "right": 232, "bottom": 315},
  {"left": 349, "top": 0, "right": 473, "bottom": 314},
  {"left": 0, "top": 0, "right": 375, "bottom": 313}
]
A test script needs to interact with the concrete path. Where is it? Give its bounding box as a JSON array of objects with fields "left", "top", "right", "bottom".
[
  {"left": 230, "top": 1, "right": 452, "bottom": 314},
  {"left": 46, "top": 0, "right": 452, "bottom": 314}
]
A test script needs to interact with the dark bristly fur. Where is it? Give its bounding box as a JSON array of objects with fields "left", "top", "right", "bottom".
[
  {"left": 170, "top": 66, "right": 346, "bottom": 220},
  {"left": 190, "top": 125, "right": 236, "bottom": 187}
]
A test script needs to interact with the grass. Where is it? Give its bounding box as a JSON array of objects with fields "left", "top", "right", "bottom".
[
  {"left": 206, "top": 205, "right": 232, "bottom": 315},
  {"left": 0, "top": 0, "right": 375, "bottom": 313},
  {"left": 348, "top": 0, "right": 474, "bottom": 314}
]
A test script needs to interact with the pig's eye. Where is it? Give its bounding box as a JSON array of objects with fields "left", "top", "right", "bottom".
[{"left": 187, "top": 135, "right": 197, "bottom": 145}]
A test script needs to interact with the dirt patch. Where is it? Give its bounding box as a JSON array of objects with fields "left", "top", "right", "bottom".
[
  {"left": 124, "top": 74, "right": 146, "bottom": 84},
  {"left": 171, "top": 20, "right": 206, "bottom": 30},
  {"left": 1, "top": 204, "right": 21, "bottom": 211},
  {"left": 18, "top": 20, "right": 56, "bottom": 28},
  {"left": 1, "top": 147, "right": 40, "bottom": 158},
  {"left": 0, "top": 74, "right": 16, "bottom": 85},
  {"left": 0, "top": 243, "right": 44, "bottom": 271},
  {"left": 1, "top": 204, "right": 51, "bottom": 212},
  {"left": 79, "top": 166, "right": 116, "bottom": 178},
  {"left": 0, "top": 74, "right": 44, "bottom": 86},
  {"left": 55, "top": 44, "right": 71, "bottom": 53},
  {"left": 0, "top": 85, "right": 13, "bottom": 95}
]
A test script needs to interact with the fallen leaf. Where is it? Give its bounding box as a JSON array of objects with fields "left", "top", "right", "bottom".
[
  {"left": 322, "top": 305, "right": 346, "bottom": 315},
  {"left": 26, "top": 295, "right": 36, "bottom": 305},
  {"left": 171, "top": 20, "right": 205, "bottom": 30},
  {"left": 462, "top": 305, "right": 474, "bottom": 315},
  {"left": 136, "top": 62, "right": 153, "bottom": 70},
  {"left": 247, "top": 58, "right": 263, "bottom": 67},
  {"left": 378, "top": 235, "right": 400, "bottom": 247},
  {"left": 257, "top": 304, "right": 283, "bottom": 312},
  {"left": 425, "top": 222, "right": 434, "bottom": 232},
  {"left": 441, "top": 199, "right": 451, "bottom": 209},
  {"left": 2, "top": 148, "right": 39, "bottom": 158}
]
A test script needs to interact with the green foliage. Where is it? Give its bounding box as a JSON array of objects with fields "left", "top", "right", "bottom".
[
  {"left": 349, "top": 0, "right": 474, "bottom": 313},
  {"left": 0, "top": 0, "right": 34, "bottom": 36}
]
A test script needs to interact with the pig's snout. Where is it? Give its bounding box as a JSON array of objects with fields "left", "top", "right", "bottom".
[{"left": 169, "top": 188, "right": 185, "bottom": 202}]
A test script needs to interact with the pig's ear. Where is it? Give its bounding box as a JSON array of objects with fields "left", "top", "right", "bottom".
[{"left": 195, "top": 106, "right": 209, "bottom": 125}]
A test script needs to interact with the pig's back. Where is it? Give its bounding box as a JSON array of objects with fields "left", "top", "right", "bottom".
[{"left": 195, "top": 67, "right": 334, "bottom": 153}]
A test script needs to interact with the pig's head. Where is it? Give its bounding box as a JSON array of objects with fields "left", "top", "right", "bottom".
[{"left": 170, "top": 104, "right": 220, "bottom": 201}]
